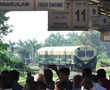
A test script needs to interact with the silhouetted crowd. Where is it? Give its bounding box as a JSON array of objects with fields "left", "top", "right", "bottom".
[
  {"left": 0, "top": 66, "right": 110, "bottom": 90},
  {"left": 0, "top": 70, "right": 23, "bottom": 90}
]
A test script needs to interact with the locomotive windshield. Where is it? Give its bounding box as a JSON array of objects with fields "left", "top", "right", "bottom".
[
  {"left": 77, "top": 51, "right": 85, "bottom": 57},
  {"left": 86, "top": 51, "right": 94, "bottom": 57},
  {"left": 77, "top": 50, "right": 94, "bottom": 57}
]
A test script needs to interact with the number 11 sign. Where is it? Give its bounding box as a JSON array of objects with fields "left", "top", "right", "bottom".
[
  {"left": 72, "top": 0, "right": 89, "bottom": 29},
  {"left": 48, "top": 0, "right": 90, "bottom": 31}
]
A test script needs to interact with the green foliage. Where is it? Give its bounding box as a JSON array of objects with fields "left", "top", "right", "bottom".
[
  {"left": 45, "top": 33, "right": 67, "bottom": 46},
  {"left": 0, "top": 41, "right": 10, "bottom": 67},
  {"left": 66, "top": 32, "right": 81, "bottom": 45},
  {"left": 15, "top": 40, "right": 42, "bottom": 63},
  {"left": 79, "top": 31, "right": 105, "bottom": 54},
  {"left": 0, "top": 11, "right": 12, "bottom": 38},
  {"left": 99, "top": 53, "right": 110, "bottom": 66},
  {"left": 0, "top": 11, "right": 32, "bottom": 74},
  {"left": 96, "top": 52, "right": 110, "bottom": 70},
  {"left": 34, "top": 52, "right": 38, "bottom": 63},
  {"left": 96, "top": 58, "right": 101, "bottom": 70},
  {"left": 18, "top": 73, "right": 27, "bottom": 86},
  {"left": 9, "top": 56, "right": 24, "bottom": 68},
  {"left": 0, "top": 64, "right": 13, "bottom": 71},
  {"left": 0, "top": 42, "right": 30, "bottom": 71}
]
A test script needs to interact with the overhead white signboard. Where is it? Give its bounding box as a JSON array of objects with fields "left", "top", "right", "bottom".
[
  {"left": 37, "top": 0, "right": 65, "bottom": 11},
  {"left": 0, "top": 0, "right": 35, "bottom": 11}
]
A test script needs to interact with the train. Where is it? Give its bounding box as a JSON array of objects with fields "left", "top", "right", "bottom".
[{"left": 37, "top": 46, "right": 97, "bottom": 71}]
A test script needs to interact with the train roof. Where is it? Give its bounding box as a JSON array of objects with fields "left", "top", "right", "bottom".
[{"left": 38, "top": 46, "right": 80, "bottom": 52}]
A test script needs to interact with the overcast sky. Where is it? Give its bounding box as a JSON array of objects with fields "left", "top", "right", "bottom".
[
  {"left": 4, "top": 11, "right": 75, "bottom": 43},
  {"left": 5, "top": 11, "right": 48, "bottom": 43}
]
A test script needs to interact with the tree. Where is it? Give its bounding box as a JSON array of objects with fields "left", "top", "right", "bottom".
[
  {"left": 66, "top": 32, "right": 81, "bottom": 45},
  {"left": 45, "top": 33, "right": 67, "bottom": 46},
  {"left": 0, "top": 41, "right": 9, "bottom": 65},
  {"left": 26, "top": 39, "right": 42, "bottom": 62},
  {"left": 0, "top": 11, "right": 12, "bottom": 39},
  {"left": 8, "top": 41, "right": 16, "bottom": 56},
  {"left": 0, "top": 11, "right": 12, "bottom": 70},
  {"left": 79, "top": 30, "right": 105, "bottom": 54},
  {"left": 16, "top": 40, "right": 42, "bottom": 63}
]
